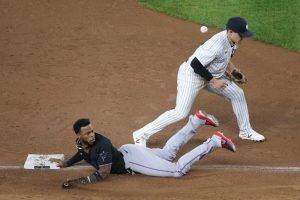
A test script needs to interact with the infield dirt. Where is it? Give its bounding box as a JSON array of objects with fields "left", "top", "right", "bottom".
[{"left": 0, "top": 0, "right": 299, "bottom": 199}]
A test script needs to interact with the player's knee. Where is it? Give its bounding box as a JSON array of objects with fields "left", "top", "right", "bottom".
[
  {"left": 173, "top": 110, "right": 189, "bottom": 121},
  {"left": 163, "top": 149, "right": 176, "bottom": 161},
  {"left": 231, "top": 88, "right": 245, "bottom": 100},
  {"left": 174, "top": 169, "right": 185, "bottom": 177}
]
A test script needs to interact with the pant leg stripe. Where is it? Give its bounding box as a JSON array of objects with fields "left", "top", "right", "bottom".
[
  {"left": 180, "top": 154, "right": 206, "bottom": 172},
  {"left": 129, "top": 161, "right": 177, "bottom": 174}
]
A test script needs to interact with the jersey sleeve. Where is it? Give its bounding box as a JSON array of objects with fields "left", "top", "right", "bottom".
[
  {"left": 194, "top": 39, "right": 220, "bottom": 67},
  {"left": 66, "top": 151, "right": 83, "bottom": 166}
]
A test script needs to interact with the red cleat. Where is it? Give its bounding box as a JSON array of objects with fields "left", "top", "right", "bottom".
[
  {"left": 195, "top": 110, "right": 219, "bottom": 127},
  {"left": 214, "top": 131, "right": 236, "bottom": 152}
]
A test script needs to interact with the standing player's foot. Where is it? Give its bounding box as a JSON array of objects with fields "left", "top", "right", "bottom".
[
  {"left": 239, "top": 129, "right": 265, "bottom": 142},
  {"left": 195, "top": 110, "right": 219, "bottom": 127},
  {"left": 213, "top": 131, "right": 236, "bottom": 152},
  {"left": 133, "top": 132, "right": 147, "bottom": 147}
]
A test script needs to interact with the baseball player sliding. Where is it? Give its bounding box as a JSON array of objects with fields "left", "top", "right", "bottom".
[
  {"left": 133, "top": 16, "right": 265, "bottom": 147},
  {"left": 49, "top": 110, "right": 235, "bottom": 189}
]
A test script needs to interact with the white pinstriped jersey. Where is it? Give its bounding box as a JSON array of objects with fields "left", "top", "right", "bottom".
[{"left": 186, "top": 30, "right": 237, "bottom": 78}]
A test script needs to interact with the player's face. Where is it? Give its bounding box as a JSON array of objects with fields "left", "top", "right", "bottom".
[
  {"left": 228, "top": 30, "right": 243, "bottom": 44},
  {"left": 79, "top": 125, "right": 95, "bottom": 145}
]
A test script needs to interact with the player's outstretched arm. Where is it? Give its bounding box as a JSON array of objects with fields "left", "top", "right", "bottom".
[
  {"left": 62, "top": 163, "right": 112, "bottom": 189},
  {"left": 49, "top": 151, "right": 83, "bottom": 168},
  {"left": 48, "top": 158, "right": 68, "bottom": 168}
]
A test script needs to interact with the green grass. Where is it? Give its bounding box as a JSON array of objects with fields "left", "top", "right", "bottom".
[{"left": 139, "top": 0, "right": 300, "bottom": 52}]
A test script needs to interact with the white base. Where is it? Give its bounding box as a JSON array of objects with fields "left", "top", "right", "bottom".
[{"left": 24, "top": 154, "right": 64, "bottom": 169}]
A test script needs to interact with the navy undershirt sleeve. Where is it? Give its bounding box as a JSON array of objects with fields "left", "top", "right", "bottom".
[{"left": 190, "top": 57, "right": 213, "bottom": 81}]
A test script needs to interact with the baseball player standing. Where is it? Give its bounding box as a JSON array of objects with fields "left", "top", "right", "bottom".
[
  {"left": 133, "top": 17, "right": 265, "bottom": 147},
  {"left": 50, "top": 111, "right": 235, "bottom": 189}
]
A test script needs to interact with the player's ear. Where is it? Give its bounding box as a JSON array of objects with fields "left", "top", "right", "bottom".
[{"left": 76, "top": 132, "right": 82, "bottom": 139}]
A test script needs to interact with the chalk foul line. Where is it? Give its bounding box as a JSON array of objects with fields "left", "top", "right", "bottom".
[
  {"left": 0, "top": 164, "right": 300, "bottom": 173},
  {"left": 193, "top": 164, "right": 300, "bottom": 173}
]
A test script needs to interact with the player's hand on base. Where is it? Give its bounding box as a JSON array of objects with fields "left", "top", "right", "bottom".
[
  {"left": 210, "top": 78, "right": 228, "bottom": 89},
  {"left": 49, "top": 158, "right": 67, "bottom": 168}
]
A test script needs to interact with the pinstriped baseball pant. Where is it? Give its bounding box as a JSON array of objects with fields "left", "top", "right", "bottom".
[{"left": 133, "top": 62, "right": 252, "bottom": 139}]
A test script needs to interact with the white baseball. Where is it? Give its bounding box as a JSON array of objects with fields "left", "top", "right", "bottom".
[{"left": 200, "top": 26, "right": 208, "bottom": 33}]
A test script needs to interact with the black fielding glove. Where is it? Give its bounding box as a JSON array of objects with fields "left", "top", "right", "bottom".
[{"left": 226, "top": 68, "right": 247, "bottom": 84}]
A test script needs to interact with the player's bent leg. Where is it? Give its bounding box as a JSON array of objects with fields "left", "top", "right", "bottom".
[
  {"left": 120, "top": 132, "right": 235, "bottom": 177},
  {"left": 161, "top": 111, "right": 219, "bottom": 161},
  {"left": 205, "top": 79, "right": 265, "bottom": 141},
  {"left": 133, "top": 108, "right": 190, "bottom": 147},
  {"left": 119, "top": 144, "right": 183, "bottom": 177},
  {"left": 133, "top": 63, "right": 206, "bottom": 147},
  {"left": 220, "top": 83, "right": 265, "bottom": 141},
  {"left": 205, "top": 80, "right": 250, "bottom": 130}
]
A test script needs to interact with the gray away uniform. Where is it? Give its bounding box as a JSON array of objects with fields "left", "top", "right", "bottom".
[{"left": 120, "top": 115, "right": 221, "bottom": 177}]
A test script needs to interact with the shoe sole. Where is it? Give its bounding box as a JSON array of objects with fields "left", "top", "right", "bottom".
[
  {"left": 239, "top": 136, "right": 266, "bottom": 142},
  {"left": 196, "top": 111, "right": 219, "bottom": 127}
]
